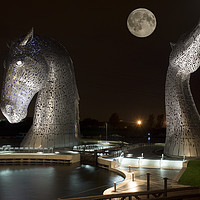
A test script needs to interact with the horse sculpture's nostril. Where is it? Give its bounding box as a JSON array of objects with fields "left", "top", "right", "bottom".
[{"left": 5, "top": 104, "right": 14, "bottom": 115}]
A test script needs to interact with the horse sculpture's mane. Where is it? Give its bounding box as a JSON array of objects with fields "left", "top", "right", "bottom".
[
  {"left": 164, "top": 21, "right": 200, "bottom": 157},
  {"left": 1, "top": 29, "right": 80, "bottom": 148}
]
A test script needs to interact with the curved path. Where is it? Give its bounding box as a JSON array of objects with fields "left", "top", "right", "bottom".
[{"left": 101, "top": 144, "right": 189, "bottom": 195}]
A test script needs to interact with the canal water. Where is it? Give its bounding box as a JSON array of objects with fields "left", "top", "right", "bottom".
[{"left": 0, "top": 164, "right": 124, "bottom": 200}]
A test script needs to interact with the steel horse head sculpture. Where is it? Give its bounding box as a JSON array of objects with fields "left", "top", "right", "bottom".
[
  {"left": 1, "top": 29, "right": 80, "bottom": 148},
  {"left": 165, "top": 20, "right": 200, "bottom": 157}
]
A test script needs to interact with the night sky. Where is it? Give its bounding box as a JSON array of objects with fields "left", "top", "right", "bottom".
[{"left": 0, "top": 0, "right": 200, "bottom": 122}]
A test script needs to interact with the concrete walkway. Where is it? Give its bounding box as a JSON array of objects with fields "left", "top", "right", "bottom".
[
  {"left": 103, "top": 144, "right": 190, "bottom": 195},
  {"left": 104, "top": 166, "right": 187, "bottom": 194}
]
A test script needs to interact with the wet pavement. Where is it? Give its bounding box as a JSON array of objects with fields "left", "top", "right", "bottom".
[
  {"left": 104, "top": 144, "right": 191, "bottom": 195},
  {"left": 115, "top": 166, "right": 186, "bottom": 192}
]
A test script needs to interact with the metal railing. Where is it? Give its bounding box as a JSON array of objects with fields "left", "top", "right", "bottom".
[
  {"left": 58, "top": 186, "right": 200, "bottom": 200},
  {"left": 0, "top": 145, "right": 54, "bottom": 153}
]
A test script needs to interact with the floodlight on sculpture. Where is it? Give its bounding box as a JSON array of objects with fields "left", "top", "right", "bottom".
[
  {"left": 0, "top": 28, "right": 80, "bottom": 148},
  {"left": 164, "top": 20, "right": 200, "bottom": 157}
]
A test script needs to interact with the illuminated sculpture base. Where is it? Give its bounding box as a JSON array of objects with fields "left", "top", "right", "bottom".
[
  {"left": 1, "top": 29, "right": 80, "bottom": 148},
  {"left": 164, "top": 21, "right": 200, "bottom": 157}
]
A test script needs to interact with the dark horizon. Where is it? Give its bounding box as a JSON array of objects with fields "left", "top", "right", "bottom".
[{"left": 0, "top": 0, "right": 200, "bottom": 122}]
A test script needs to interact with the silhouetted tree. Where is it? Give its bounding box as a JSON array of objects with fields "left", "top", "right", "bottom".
[
  {"left": 109, "top": 113, "right": 120, "bottom": 128},
  {"left": 146, "top": 114, "right": 155, "bottom": 130},
  {"left": 156, "top": 114, "right": 164, "bottom": 128},
  {"left": 81, "top": 118, "right": 99, "bottom": 128},
  {"left": 80, "top": 118, "right": 101, "bottom": 137}
]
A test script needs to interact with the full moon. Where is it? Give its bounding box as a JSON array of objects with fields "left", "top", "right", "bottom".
[{"left": 127, "top": 8, "right": 156, "bottom": 38}]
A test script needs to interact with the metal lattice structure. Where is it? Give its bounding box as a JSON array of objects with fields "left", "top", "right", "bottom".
[
  {"left": 0, "top": 29, "right": 80, "bottom": 148},
  {"left": 164, "top": 21, "right": 200, "bottom": 157}
]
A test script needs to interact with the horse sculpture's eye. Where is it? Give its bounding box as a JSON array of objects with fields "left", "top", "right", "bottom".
[{"left": 16, "top": 61, "right": 23, "bottom": 67}]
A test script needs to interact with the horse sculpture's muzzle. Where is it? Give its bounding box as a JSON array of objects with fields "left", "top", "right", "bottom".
[{"left": 1, "top": 103, "right": 27, "bottom": 123}]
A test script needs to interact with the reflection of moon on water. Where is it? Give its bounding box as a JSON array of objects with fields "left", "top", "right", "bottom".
[{"left": 127, "top": 8, "right": 156, "bottom": 38}]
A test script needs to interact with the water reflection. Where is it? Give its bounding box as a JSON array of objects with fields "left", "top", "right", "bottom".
[{"left": 0, "top": 164, "right": 124, "bottom": 200}]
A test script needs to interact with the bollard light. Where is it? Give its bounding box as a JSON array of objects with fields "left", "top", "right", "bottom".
[
  {"left": 163, "top": 177, "right": 168, "bottom": 197},
  {"left": 129, "top": 165, "right": 131, "bottom": 172},
  {"left": 147, "top": 173, "right": 150, "bottom": 199},
  {"left": 114, "top": 181, "right": 116, "bottom": 192},
  {"left": 141, "top": 153, "right": 144, "bottom": 158},
  {"left": 132, "top": 172, "right": 135, "bottom": 181},
  {"left": 162, "top": 154, "right": 164, "bottom": 159}
]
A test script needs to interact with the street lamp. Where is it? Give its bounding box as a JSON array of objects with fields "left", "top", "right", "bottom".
[
  {"left": 137, "top": 120, "right": 142, "bottom": 126},
  {"left": 105, "top": 122, "right": 108, "bottom": 142}
]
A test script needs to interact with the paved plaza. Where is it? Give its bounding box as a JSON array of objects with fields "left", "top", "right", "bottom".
[
  {"left": 104, "top": 144, "right": 192, "bottom": 195},
  {"left": 115, "top": 166, "right": 186, "bottom": 192}
]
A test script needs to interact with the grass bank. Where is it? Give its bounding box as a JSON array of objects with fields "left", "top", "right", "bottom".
[{"left": 178, "top": 160, "right": 200, "bottom": 186}]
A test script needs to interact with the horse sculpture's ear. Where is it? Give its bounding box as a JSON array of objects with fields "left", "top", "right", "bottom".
[
  {"left": 197, "top": 18, "right": 200, "bottom": 26},
  {"left": 20, "top": 27, "right": 34, "bottom": 46},
  {"left": 170, "top": 42, "right": 176, "bottom": 49},
  {"left": 3, "top": 60, "right": 6, "bottom": 69},
  {"left": 6, "top": 40, "right": 14, "bottom": 49}
]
